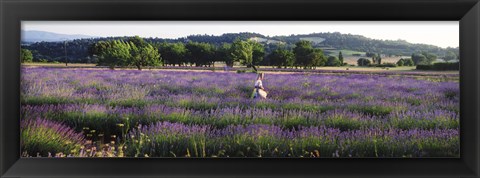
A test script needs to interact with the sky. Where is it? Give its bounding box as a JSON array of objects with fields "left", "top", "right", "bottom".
[{"left": 22, "top": 21, "right": 459, "bottom": 48}]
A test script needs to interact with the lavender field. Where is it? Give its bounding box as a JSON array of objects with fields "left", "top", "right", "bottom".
[{"left": 20, "top": 67, "right": 459, "bottom": 158}]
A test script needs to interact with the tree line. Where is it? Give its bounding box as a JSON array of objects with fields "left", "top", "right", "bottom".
[
  {"left": 21, "top": 32, "right": 459, "bottom": 64},
  {"left": 22, "top": 35, "right": 455, "bottom": 70},
  {"left": 84, "top": 36, "right": 347, "bottom": 70}
]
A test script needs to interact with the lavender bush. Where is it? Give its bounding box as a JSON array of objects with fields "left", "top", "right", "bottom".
[
  {"left": 20, "top": 67, "right": 459, "bottom": 157},
  {"left": 21, "top": 118, "right": 85, "bottom": 157},
  {"left": 126, "top": 122, "right": 459, "bottom": 157}
]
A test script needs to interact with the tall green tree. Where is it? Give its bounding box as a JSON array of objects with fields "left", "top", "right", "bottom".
[
  {"left": 357, "top": 58, "right": 371, "bottom": 66},
  {"left": 309, "top": 49, "right": 326, "bottom": 68},
  {"left": 215, "top": 43, "right": 234, "bottom": 67},
  {"left": 267, "top": 48, "right": 295, "bottom": 68},
  {"left": 128, "top": 36, "right": 147, "bottom": 48},
  {"left": 158, "top": 42, "right": 186, "bottom": 66},
  {"left": 96, "top": 39, "right": 162, "bottom": 70},
  {"left": 251, "top": 41, "right": 265, "bottom": 66},
  {"left": 130, "top": 43, "right": 162, "bottom": 70},
  {"left": 21, "top": 49, "right": 33, "bottom": 63},
  {"left": 185, "top": 42, "right": 215, "bottom": 67},
  {"left": 293, "top": 41, "right": 325, "bottom": 69},
  {"left": 293, "top": 40, "right": 314, "bottom": 69},
  {"left": 338, "top": 51, "right": 344, "bottom": 64},
  {"left": 412, "top": 52, "right": 436, "bottom": 65},
  {"left": 411, "top": 53, "right": 427, "bottom": 65},
  {"left": 371, "top": 53, "right": 377, "bottom": 64},
  {"left": 376, "top": 53, "right": 382, "bottom": 65},
  {"left": 326, "top": 56, "right": 342, "bottom": 66},
  {"left": 99, "top": 40, "right": 131, "bottom": 69},
  {"left": 89, "top": 41, "right": 111, "bottom": 65},
  {"left": 403, "top": 58, "right": 415, "bottom": 66},
  {"left": 443, "top": 51, "right": 457, "bottom": 63},
  {"left": 231, "top": 39, "right": 254, "bottom": 68},
  {"left": 396, "top": 58, "right": 405, "bottom": 66}
]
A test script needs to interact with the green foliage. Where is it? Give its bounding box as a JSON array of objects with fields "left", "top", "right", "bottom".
[
  {"left": 39, "top": 59, "right": 49, "bottom": 63},
  {"left": 416, "top": 65, "right": 432, "bottom": 70},
  {"left": 130, "top": 43, "right": 162, "bottom": 70},
  {"left": 411, "top": 53, "right": 427, "bottom": 65},
  {"left": 267, "top": 48, "right": 295, "bottom": 68},
  {"left": 95, "top": 38, "right": 161, "bottom": 70},
  {"left": 293, "top": 41, "right": 326, "bottom": 69},
  {"left": 357, "top": 58, "right": 371, "bottom": 66},
  {"left": 231, "top": 39, "right": 254, "bottom": 66},
  {"left": 185, "top": 42, "right": 215, "bottom": 67},
  {"left": 366, "top": 52, "right": 376, "bottom": 58},
  {"left": 416, "top": 62, "right": 459, "bottom": 71},
  {"left": 338, "top": 51, "right": 344, "bottom": 64},
  {"left": 443, "top": 51, "right": 457, "bottom": 62},
  {"left": 129, "top": 36, "right": 147, "bottom": 47},
  {"left": 311, "top": 49, "right": 327, "bottom": 67},
  {"left": 157, "top": 42, "right": 186, "bottom": 66},
  {"left": 397, "top": 58, "right": 414, "bottom": 66},
  {"left": 21, "top": 49, "right": 34, "bottom": 63},
  {"left": 229, "top": 39, "right": 265, "bottom": 70},
  {"left": 251, "top": 41, "right": 265, "bottom": 66},
  {"left": 396, "top": 59, "right": 405, "bottom": 66},
  {"left": 433, "top": 62, "right": 459, "bottom": 70},
  {"left": 293, "top": 40, "right": 313, "bottom": 68},
  {"left": 22, "top": 32, "right": 455, "bottom": 63},
  {"left": 216, "top": 43, "right": 234, "bottom": 67},
  {"left": 90, "top": 41, "right": 111, "bottom": 65},
  {"left": 412, "top": 52, "right": 437, "bottom": 65},
  {"left": 375, "top": 53, "right": 382, "bottom": 65},
  {"left": 404, "top": 58, "right": 414, "bottom": 66},
  {"left": 377, "top": 63, "right": 397, "bottom": 68},
  {"left": 101, "top": 40, "right": 131, "bottom": 68},
  {"left": 326, "top": 56, "right": 342, "bottom": 66}
]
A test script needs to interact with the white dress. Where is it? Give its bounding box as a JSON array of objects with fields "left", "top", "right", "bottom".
[{"left": 254, "top": 80, "right": 267, "bottom": 99}]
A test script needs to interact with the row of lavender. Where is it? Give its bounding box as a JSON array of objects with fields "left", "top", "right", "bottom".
[
  {"left": 20, "top": 67, "right": 460, "bottom": 157},
  {"left": 21, "top": 67, "right": 458, "bottom": 105},
  {"left": 22, "top": 118, "right": 458, "bottom": 157},
  {"left": 22, "top": 104, "right": 458, "bottom": 133}
]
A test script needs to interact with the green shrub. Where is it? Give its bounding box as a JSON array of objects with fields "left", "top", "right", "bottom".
[
  {"left": 369, "top": 63, "right": 397, "bottom": 68},
  {"left": 396, "top": 59, "right": 404, "bottom": 66},
  {"left": 416, "top": 64, "right": 432, "bottom": 70},
  {"left": 357, "top": 58, "right": 371, "bottom": 66},
  {"left": 416, "top": 62, "right": 459, "bottom": 71},
  {"left": 378, "top": 63, "right": 397, "bottom": 67},
  {"left": 433, "top": 62, "right": 459, "bottom": 70}
]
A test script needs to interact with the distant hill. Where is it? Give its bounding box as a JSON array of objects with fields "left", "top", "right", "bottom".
[
  {"left": 272, "top": 32, "right": 453, "bottom": 56},
  {"left": 21, "top": 30, "right": 98, "bottom": 43},
  {"left": 21, "top": 31, "right": 458, "bottom": 63}
]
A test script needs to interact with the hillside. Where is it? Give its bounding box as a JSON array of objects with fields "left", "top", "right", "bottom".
[{"left": 21, "top": 31, "right": 458, "bottom": 63}]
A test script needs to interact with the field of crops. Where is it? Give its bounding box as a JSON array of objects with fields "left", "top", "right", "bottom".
[{"left": 20, "top": 67, "right": 459, "bottom": 157}]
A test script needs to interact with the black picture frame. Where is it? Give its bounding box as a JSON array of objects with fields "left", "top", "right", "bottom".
[{"left": 1, "top": 0, "right": 479, "bottom": 177}]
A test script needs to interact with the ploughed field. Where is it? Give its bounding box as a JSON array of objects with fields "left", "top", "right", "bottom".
[{"left": 20, "top": 67, "right": 459, "bottom": 157}]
